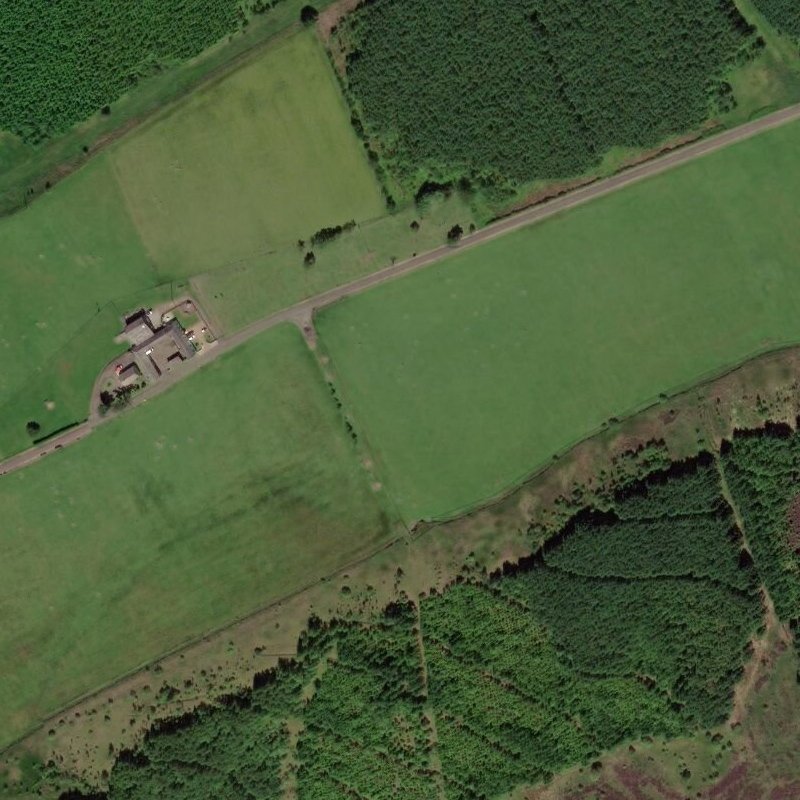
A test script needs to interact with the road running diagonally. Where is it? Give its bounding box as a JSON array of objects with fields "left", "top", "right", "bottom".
[{"left": 2, "top": 101, "right": 800, "bottom": 479}]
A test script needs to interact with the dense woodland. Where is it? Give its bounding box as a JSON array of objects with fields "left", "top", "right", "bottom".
[
  {"left": 64, "top": 442, "right": 797, "bottom": 800},
  {"left": 0, "top": 0, "right": 250, "bottom": 144},
  {"left": 338, "top": 0, "right": 762, "bottom": 194},
  {"left": 721, "top": 425, "right": 800, "bottom": 630},
  {"left": 544, "top": 458, "right": 751, "bottom": 589},
  {"left": 753, "top": 0, "right": 800, "bottom": 41}
]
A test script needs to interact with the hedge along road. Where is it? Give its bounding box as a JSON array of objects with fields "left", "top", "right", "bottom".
[{"left": 2, "top": 101, "right": 800, "bottom": 480}]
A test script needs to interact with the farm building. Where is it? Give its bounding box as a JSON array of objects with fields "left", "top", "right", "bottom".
[
  {"left": 117, "top": 308, "right": 196, "bottom": 385},
  {"left": 121, "top": 308, "right": 157, "bottom": 346}
]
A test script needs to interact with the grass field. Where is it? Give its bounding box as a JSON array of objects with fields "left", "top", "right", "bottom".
[
  {"left": 0, "top": 323, "right": 395, "bottom": 748},
  {"left": 0, "top": 26, "right": 389, "bottom": 459},
  {"left": 109, "top": 30, "right": 385, "bottom": 280},
  {"left": 316, "top": 119, "right": 800, "bottom": 522},
  {"left": 0, "top": 307, "right": 128, "bottom": 458},
  {"left": 0, "top": 158, "right": 157, "bottom": 458},
  {"left": 194, "top": 191, "right": 477, "bottom": 332}
]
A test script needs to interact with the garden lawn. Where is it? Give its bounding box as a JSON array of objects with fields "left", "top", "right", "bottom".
[
  {"left": 316, "top": 120, "right": 800, "bottom": 522},
  {"left": 0, "top": 157, "right": 157, "bottom": 458},
  {"left": 109, "top": 29, "right": 386, "bottom": 281},
  {"left": 0, "top": 323, "right": 394, "bottom": 747}
]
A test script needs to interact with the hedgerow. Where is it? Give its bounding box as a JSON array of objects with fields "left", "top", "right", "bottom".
[
  {"left": 0, "top": 0, "right": 249, "bottom": 144},
  {"left": 336, "top": 0, "right": 762, "bottom": 193},
  {"left": 752, "top": 0, "right": 800, "bottom": 41}
]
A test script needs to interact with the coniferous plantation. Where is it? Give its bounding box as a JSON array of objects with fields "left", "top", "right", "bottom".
[
  {"left": 721, "top": 425, "right": 800, "bottom": 627},
  {"left": 337, "top": 0, "right": 762, "bottom": 193},
  {"left": 753, "top": 0, "right": 800, "bottom": 42},
  {"left": 68, "top": 441, "right": 800, "bottom": 800},
  {"left": 0, "top": 0, "right": 246, "bottom": 144}
]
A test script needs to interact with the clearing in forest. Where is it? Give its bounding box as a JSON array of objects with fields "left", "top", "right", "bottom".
[
  {"left": 315, "top": 119, "right": 800, "bottom": 522},
  {"left": 109, "top": 29, "right": 386, "bottom": 279},
  {"left": 0, "top": 323, "right": 395, "bottom": 749}
]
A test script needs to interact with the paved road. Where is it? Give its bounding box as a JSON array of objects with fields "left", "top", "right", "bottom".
[{"left": 3, "top": 102, "right": 800, "bottom": 478}]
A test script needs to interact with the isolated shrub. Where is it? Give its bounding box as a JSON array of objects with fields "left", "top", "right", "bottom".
[
  {"left": 300, "top": 4, "right": 318, "bottom": 23},
  {"left": 446, "top": 224, "right": 463, "bottom": 243},
  {"left": 25, "top": 420, "right": 40, "bottom": 436}
]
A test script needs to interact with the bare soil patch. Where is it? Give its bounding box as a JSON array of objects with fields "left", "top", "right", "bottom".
[
  {"left": 316, "top": 0, "right": 361, "bottom": 42},
  {"left": 729, "top": 591, "right": 789, "bottom": 727},
  {"left": 616, "top": 122, "right": 717, "bottom": 171}
]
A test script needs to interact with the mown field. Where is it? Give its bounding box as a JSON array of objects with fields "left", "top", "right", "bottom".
[
  {"left": 335, "top": 0, "right": 768, "bottom": 200},
  {"left": 316, "top": 119, "right": 800, "bottom": 522},
  {"left": 0, "top": 323, "right": 395, "bottom": 748},
  {"left": 0, "top": 0, "right": 341, "bottom": 217},
  {"left": 57, "top": 449, "right": 783, "bottom": 799},
  {"left": 0, "top": 158, "right": 157, "bottom": 458},
  {"left": 109, "top": 29, "right": 386, "bottom": 279}
]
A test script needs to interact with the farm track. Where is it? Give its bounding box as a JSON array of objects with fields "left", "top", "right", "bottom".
[{"left": 2, "top": 101, "right": 800, "bottom": 479}]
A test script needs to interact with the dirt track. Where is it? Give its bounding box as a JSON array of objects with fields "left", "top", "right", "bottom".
[{"left": 2, "top": 101, "right": 800, "bottom": 478}]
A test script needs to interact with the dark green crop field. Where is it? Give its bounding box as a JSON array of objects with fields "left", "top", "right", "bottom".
[
  {"left": 337, "top": 0, "right": 762, "bottom": 194},
  {"left": 64, "top": 450, "right": 775, "bottom": 799},
  {"left": 0, "top": 0, "right": 244, "bottom": 145}
]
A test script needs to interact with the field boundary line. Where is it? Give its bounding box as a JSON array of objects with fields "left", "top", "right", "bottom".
[
  {"left": 5, "top": 340, "right": 800, "bottom": 757},
  {"left": 4, "top": 100, "right": 800, "bottom": 748}
]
